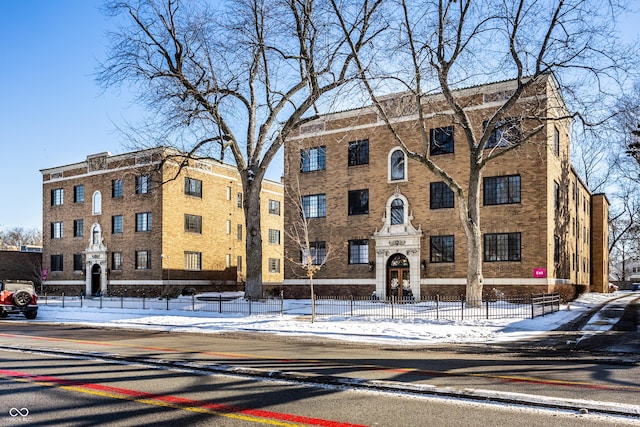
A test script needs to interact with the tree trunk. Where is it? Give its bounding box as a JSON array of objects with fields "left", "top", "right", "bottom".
[
  {"left": 243, "top": 178, "right": 263, "bottom": 299},
  {"left": 464, "top": 167, "right": 483, "bottom": 307}
]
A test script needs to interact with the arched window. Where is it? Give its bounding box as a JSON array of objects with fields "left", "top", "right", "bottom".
[
  {"left": 92, "top": 191, "right": 102, "bottom": 215},
  {"left": 391, "top": 198, "right": 404, "bottom": 225},
  {"left": 389, "top": 149, "right": 406, "bottom": 181}
]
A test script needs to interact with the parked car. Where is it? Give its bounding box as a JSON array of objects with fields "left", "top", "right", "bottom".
[
  {"left": 0, "top": 280, "right": 38, "bottom": 319},
  {"left": 632, "top": 283, "right": 640, "bottom": 291}
]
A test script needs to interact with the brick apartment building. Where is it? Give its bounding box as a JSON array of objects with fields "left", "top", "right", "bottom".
[
  {"left": 41, "top": 148, "right": 284, "bottom": 297},
  {"left": 282, "top": 75, "right": 609, "bottom": 300}
]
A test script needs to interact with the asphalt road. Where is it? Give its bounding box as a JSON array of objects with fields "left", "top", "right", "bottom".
[
  {"left": 0, "top": 347, "right": 637, "bottom": 427},
  {"left": 0, "top": 295, "right": 638, "bottom": 425}
]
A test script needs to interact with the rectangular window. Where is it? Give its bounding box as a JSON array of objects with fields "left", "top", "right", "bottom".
[
  {"left": 226, "top": 254, "right": 231, "bottom": 268},
  {"left": 237, "top": 256, "right": 243, "bottom": 273},
  {"left": 268, "top": 258, "right": 280, "bottom": 273},
  {"left": 554, "top": 235, "right": 560, "bottom": 264},
  {"left": 237, "top": 224, "right": 242, "bottom": 241},
  {"left": 51, "top": 222, "right": 64, "bottom": 239},
  {"left": 430, "top": 235, "right": 455, "bottom": 263},
  {"left": 135, "top": 250, "right": 151, "bottom": 269},
  {"left": 73, "top": 219, "right": 84, "bottom": 237},
  {"left": 74, "top": 185, "right": 84, "bottom": 203},
  {"left": 226, "top": 186, "right": 231, "bottom": 200},
  {"left": 184, "top": 177, "right": 202, "bottom": 197},
  {"left": 430, "top": 182, "right": 454, "bottom": 209},
  {"left": 268, "top": 229, "right": 281, "bottom": 244},
  {"left": 484, "top": 175, "right": 521, "bottom": 205},
  {"left": 484, "top": 233, "right": 521, "bottom": 262},
  {"left": 301, "top": 146, "right": 326, "bottom": 172},
  {"left": 268, "top": 199, "right": 281, "bottom": 215},
  {"left": 184, "top": 214, "right": 202, "bottom": 233},
  {"left": 485, "top": 118, "right": 521, "bottom": 149},
  {"left": 112, "top": 252, "right": 123, "bottom": 270},
  {"left": 554, "top": 126, "right": 560, "bottom": 155},
  {"left": 135, "top": 212, "right": 152, "bottom": 232},
  {"left": 51, "top": 188, "right": 64, "bottom": 206},
  {"left": 554, "top": 181, "right": 560, "bottom": 211},
  {"left": 73, "top": 254, "right": 83, "bottom": 271},
  {"left": 226, "top": 220, "right": 231, "bottom": 234},
  {"left": 112, "top": 215, "right": 123, "bottom": 234},
  {"left": 184, "top": 251, "right": 202, "bottom": 271},
  {"left": 348, "top": 239, "right": 369, "bottom": 264},
  {"left": 302, "top": 241, "right": 326, "bottom": 266},
  {"left": 348, "top": 139, "right": 369, "bottom": 166},
  {"left": 430, "top": 126, "right": 454, "bottom": 155},
  {"left": 51, "top": 254, "right": 63, "bottom": 272},
  {"left": 348, "top": 189, "right": 369, "bottom": 215},
  {"left": 112, "top": 179, "right": 124, "bottom": 198},
  {"left": 237, "top": 193, "right": 243, "bottom": 208},
  {"left": 302, "top": 194, "right": 326, "bottom": 218},
  {"left": 135, "top": 175, "right": 152, "bottom": 194}
]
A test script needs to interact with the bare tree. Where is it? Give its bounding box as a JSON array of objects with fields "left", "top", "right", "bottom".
[
  {"left": 332, "top": 0, "right": 626, "bottom": 301},
  {"left": 97, "top": 0, "right": 384, "bottom": 298},
  {"left": 284, "top": 173, "right": 343, "bottom": 322},
  {"left": 0, "top": 226, "right": 42, "bottom": 250},
  {"left": 333, "top": 0, "right": 637, "bottom": 303}
]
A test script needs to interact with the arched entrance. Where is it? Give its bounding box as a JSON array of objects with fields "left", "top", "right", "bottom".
[
  {"left": 91, "top": 264, "right": 101, "bottom": 296},
  {"left": 387, "top": 253, "right": 413, "bottom": 300}
]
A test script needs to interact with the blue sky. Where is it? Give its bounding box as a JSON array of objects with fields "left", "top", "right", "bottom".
[
  {"left": 0, "top": 0, "right": 144, "bottom": 230},
  {"left": 0, "top": 1, "right": 639, "bottom": 232}
]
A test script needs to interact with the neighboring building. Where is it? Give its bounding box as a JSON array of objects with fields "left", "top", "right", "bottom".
[
  {"left": 41, "top": 148, "right": 284, "bottom": 297},
  {"left": 0, "top": 251, "right": 42, "bottom": 289},
  {"left": 282, "top": 75, "right": 609, "bottom": 300}
]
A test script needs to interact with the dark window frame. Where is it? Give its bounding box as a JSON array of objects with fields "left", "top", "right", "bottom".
[
  {"left": 135, "top": 175, "right": 152, "bottom": 195},
  {"left": 348, "top": 189, "right": 369, "bottom": 216},
  {"left": 50, "top": 254, "right": 64, "bottom": 272},
  {"left": 301, "top": 146, "right": 327, "bottom": 172},
  {"left": 348, "top": 139, "right": 369, "bottom": 166},
  {"left": 430, "top": 182, "right": 454, "bottom": 209},
  {"left": 484, "top": 175, "right": 521, "bottom": 206},
  {"left": 112, "top": 179, "right": 124, "bottom": 198},
  {"left": 112, "top": 252, "right": 123, "bottom": 270},
  {"left": 430, "top": 235, "right": 455, "bottom": 263},
  {"left": 430, "top": 126, "right": 454, "bottom": 155},
  {"left": 348, "top": 239, "right": 369, "bottom": 264},
  {"left": 184, "top": 214, "right": 202, "bottom": 234},
  {"left": 135, "top": 212, "right": 153, "bottom": 232},
  {"left": 483, "top": 232, "right": 521, "bottom": 262},
  {"left": 112, "top": 215, "right": 124, "bottom": 234},
  {"left": 301, "top": 194, "right": 326, "bottom": 218},
  {"left": 51, "top": 188, "right": 64, "bottom": 206},
  {"left": 302, "top": 241, "right": 327, "bottom": 265},
  {"left": 73, "top": 185, "right": 84, "bottom": 203},
  {"left": 73, "top": 253, "right": 83, "bottom": 271},
  {"left": 73, "top": 219, "right": 84, "bottom": 238},
  {"left": 184, "top": 177, "right": 202, "bottom": 198},
  {"left": 135, "top": 250, "right": 151, "bottom": 270},
  {"left": 484, "top": 117, "right": 521, "bottom": 149}
]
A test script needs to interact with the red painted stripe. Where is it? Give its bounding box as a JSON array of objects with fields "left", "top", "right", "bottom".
[{"left": 0, "top": 369, "right": 366, "bottom": 427}]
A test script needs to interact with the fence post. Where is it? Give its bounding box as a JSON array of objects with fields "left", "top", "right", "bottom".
[
  {"left": 436, "top": 295, "right": 439, "bottom": 320},
  {"left": 249, "top": 298, "right": 252, "bottom": 316},
  {"left": 100, "top": 293, "right": 103, "bottom": 309},
  {"left": 280, "top": 291, "right": 284, "bottom": 316},
  {"left": 80, "top": 295, "right": 83, "bottom": 308},
  {"left": 62, "top": 293, "right": 65, "bottom": 308},
  {"left": 143, "top": 295, "right": 146, "bottom": 310},
  {"left": 461, "top": 295, "right": 464, "bottom": 321},
  {"left": 531, "top": 294, "right": 534, "bottom": 319},
  {"left": 166, "top": 295, "right": 169, "bottom": 310},
  {"left": 485, "top": 299, "right": 489, "bottom": 320},
  {"left": 219, "top": 294, "right": 223, "bottom": 313},
  {"left": 350, "top": 295, "right": 354, "bottom": 317},
  {"left": 192, "top": 294, "right": 195, "bottom": 311},
  {"left": 121, "top": 295, "right": 124, "bottom": 309}
]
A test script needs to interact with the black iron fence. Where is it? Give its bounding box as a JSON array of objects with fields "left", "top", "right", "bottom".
[
  {"left": 39, "top": 292, "right": 561, "bottom": 320},
  {"left": 40, "top": 294, "right": 284, "bottom": 316},
  {"left": 313, "top": 293, "right": 561, "bottom": 320}
]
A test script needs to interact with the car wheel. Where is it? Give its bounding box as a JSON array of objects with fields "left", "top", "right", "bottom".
[
  {"left": 23, "top": 310, "right": 37, "bottom": 320},
  {"left": 12, "top": 290, "right": 32, "bottom": 308}
]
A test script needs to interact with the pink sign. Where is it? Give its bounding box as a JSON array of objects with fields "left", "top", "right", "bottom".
[
  {"left": 41, "top": 269, "right": 49, "bottom": 281},
  {"left": 533, "top": 268, "right": 547, "bottom": 278}
]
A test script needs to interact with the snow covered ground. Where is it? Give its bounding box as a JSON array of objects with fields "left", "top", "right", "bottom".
[{"left": 30, "top": 291, "right": 628, "bottom": 346}]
